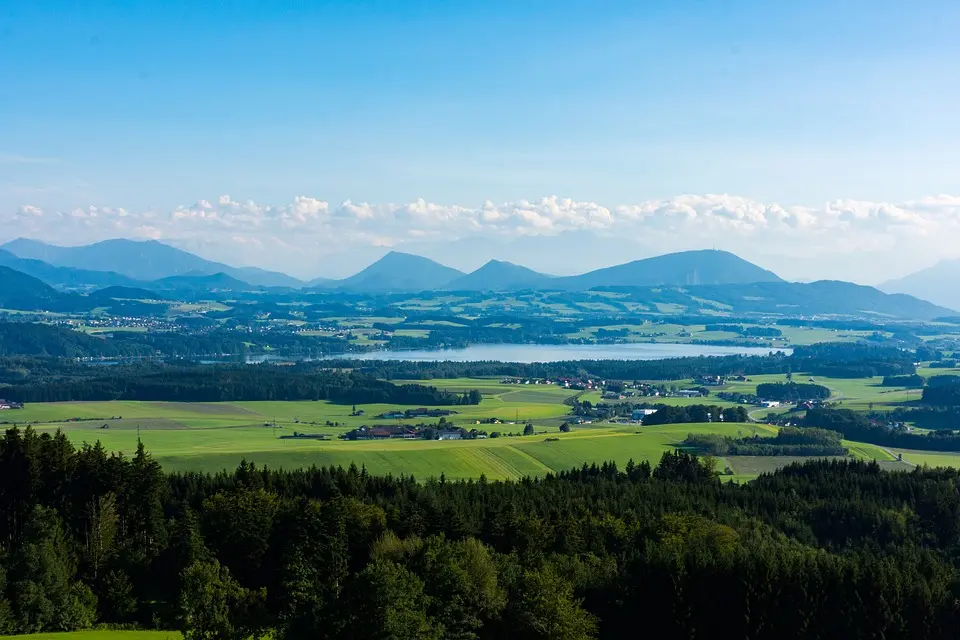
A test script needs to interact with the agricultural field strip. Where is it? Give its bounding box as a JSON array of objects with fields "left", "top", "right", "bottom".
[{"left": 7, "top": 372, "right": 956, "bottom": 479}]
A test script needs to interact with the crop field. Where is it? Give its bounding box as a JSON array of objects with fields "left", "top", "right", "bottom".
[
  {"left": 1, "top": 370, "right": 942, "bottom": 482},
  {"left": 917, "top": 366, "right": 960, "bottom": 379},
  {"left": 8, "top": 389, "right": 803, "bottom": 480},
  {"left": 893, "top": 449, "right": 960, "bottom": 469},
  {"left": 577, "top": 372, "right": 923, "bottom": 412}
]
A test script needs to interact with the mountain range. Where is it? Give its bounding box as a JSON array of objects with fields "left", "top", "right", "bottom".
[
  {"left": 1, "top": 239, "right": 784, "bottom": 294},
  {"left": 0, "top": 238, "right": 954, "bottom": 317},
  {"left": 1, "top": 238, "right": 301, "bottom": 288},
  {"left": 879, "top": 260, "right": 960, "bottom": 311}
]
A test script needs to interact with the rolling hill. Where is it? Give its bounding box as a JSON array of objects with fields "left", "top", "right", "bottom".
[
  {"left": 554, "top": 249, "right": 783, "bottom": 290},
  {"left": 89, "top": 286, "right": 168, "bottom": 301},
  {"left": 1, "top": 238, "right": 302, "bottom": 287},
  {"left": 148, "top": 272, "right": 255, "bottom": 292},
  {"left": 879, "top": 260, "right": 960, "bottom": 312},
  {"left": 449, "top": 260, "right": 553, "bottom": 291},
  {"left": 330, "top": 251, "right": 465, "bottom": 292}
]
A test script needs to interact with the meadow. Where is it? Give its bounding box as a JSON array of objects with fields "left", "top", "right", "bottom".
[
  {"left": 1, "top": 371, "right": 939, "bottom": 481},
  {"left": 10, "top": 397, "right": 781, "bottom": 479}
]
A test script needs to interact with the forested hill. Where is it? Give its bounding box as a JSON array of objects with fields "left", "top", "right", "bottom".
[
  {"left": 0, "top": 266, "right": 80, "bottom": 311},
  {"left": 2, "top": 435, "right": 960, "bottom": 638},
  {"left": 0, "top": 322, "right": 353, "bottom": 359}
]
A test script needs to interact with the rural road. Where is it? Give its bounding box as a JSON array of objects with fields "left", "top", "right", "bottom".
[
  {"left": 881, "top": 447, "right": 915, "bottom": 466},
  {"left": 747, "top": 382, "right": 845, "bottom": 423}
]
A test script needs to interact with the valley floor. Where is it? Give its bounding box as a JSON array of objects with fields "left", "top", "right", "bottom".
[{"left": 3, "top": 371, "right": 946, "bottom": 480}]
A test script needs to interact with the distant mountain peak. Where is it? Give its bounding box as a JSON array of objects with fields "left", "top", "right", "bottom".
[
  {"left": 553, "top": 249, "right": 783, "bottom": 290},
  {"left": 880, "top": 260, "right": 960, "bottom": 312},
  {"left": 0, "top": 237, "right": 302, "bottom": 288},
  {"left": 449, "top": 260, "right": 552, "bottom": 291},
  {"left": 333, "top": 251, "right": 464, "bottom": 293}
]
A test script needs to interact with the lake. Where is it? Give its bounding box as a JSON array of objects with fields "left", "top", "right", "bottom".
[{"left": 328, "top": 343, "right": 788, "bottom": 363}]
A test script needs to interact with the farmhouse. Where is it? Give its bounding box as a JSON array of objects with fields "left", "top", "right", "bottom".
[
  {"left": 347, "top": 425, "right": 419, "bottom": 440},
  {"left": 673, "top": 390, "right": 703, "bottom": 398},
  {"left": 631, "top": 408, "right": 658, "bottom": 421},
  {"left": 437, "top": 430, "right": 463, "bottom": 440},
  {"left": 376, "top": 408, "right": 457, "bottom": 420},
  {"left": 0, "top": 399, "right": 23, "bottom": 410},
  {"left": 761, "top": 400, "right": 781, "bottom": 408},
  {"left": 602, "top": 391, "right": 627, "bottom": 400}
]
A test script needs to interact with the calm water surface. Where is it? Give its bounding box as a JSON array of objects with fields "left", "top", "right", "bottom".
[{"left": 329, "top": 343, "right": 789, "bottom": 363}]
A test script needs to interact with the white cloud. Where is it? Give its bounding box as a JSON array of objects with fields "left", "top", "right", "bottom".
[
  {"left": 4, "top": 193, "right": 960, "bottom": 283},
  {"left": 16, "top": 205, "right": 44, "bottom": 218}
]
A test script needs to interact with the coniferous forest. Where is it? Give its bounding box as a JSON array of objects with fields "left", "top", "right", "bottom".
[{"left": 3, "top": 427, "right": 960, "bottom": 639}]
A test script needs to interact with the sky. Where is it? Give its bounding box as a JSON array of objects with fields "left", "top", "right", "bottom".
[{"left": 2, "top": 0, "right": 959, "bottom": 283}]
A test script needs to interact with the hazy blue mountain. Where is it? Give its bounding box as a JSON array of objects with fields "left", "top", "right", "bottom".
[
  {"left": 448, "top": 260, "right": 553, "bottom": 291},
  {"left": 603, "top": 280, "right": 951, "bottom": 320},
  {"left": 231, "top": 265, "right": 303, "bottom": 288},
  {"left": 0, "top": 248, "right": 140, "bottom": 289},
  {"left": 0, "top": 266, "right": 81, "bottom": 311},
  {"left": 555, "top": 249, "right": 783, "bottom": 290},
  {"left": 332, "top": 251, "right": 464, "bottom": 292},
  {"left": 307, "top": 276, "right": 335, "bottom": 288},
  {"left": 148, "top": 272, "right": 255, "bottom": 292},
  {"left": 89, "top": 286, "right": 168, "bottom": 301},
  {"left": 1, "top": 238, "right": 302, "bottom": 287},
  {"left": 879, "top": 260, "right": 960, "bottom": 311}
]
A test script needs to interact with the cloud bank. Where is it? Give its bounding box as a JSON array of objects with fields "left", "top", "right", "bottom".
[{"left": 6, "top": 194, "right": 960, "bottom": 283}]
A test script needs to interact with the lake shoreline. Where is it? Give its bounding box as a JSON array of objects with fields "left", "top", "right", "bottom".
[{"left": 324, "top": 342, "right": 790, "bottom": 364}]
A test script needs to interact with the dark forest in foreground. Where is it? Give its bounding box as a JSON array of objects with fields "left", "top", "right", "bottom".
[{"left": 3, "top": 428, "right": 960, "bottom": 639}]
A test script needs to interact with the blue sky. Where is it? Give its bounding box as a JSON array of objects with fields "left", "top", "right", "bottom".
[{"left": 2, "top": 0, "right": 960, "bottom": 281}]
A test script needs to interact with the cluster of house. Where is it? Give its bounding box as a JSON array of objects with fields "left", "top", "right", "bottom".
[
  {"left": 601, "top": 387, "right": 705, "bottom": 401},
  {"left": 0, "top": 399, "right": 23, "bottom": 410},
  {"left": 499, "top": 377, "right": 558, "bottom": 386},
  {"left": 500, "top": 376, "right": 601, "bottom": 390},
  {"left": 66, "top": 317, "right": 173, "bottom": 332},
  {"left": 342, "top": 424, "right": 486, "bottom": 441},
  {"left": 693, "top": 374, "right": 748, "bottom": 386},
  {"left": 376, "top": 408, "right": 457, "bottom": 420}
]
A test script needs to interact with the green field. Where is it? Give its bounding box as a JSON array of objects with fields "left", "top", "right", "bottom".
[
  {"left": 4, "top": 391, "right": 800, "bottom": 480},
  {"left": 0, "top": 371, "right": 937, "bottom": 481},
  {"left": 894, "top": 449, "right": 960, "bottom": 468},
  {"left": 4, "top": 632, "right": 180, "bottom": 640}
]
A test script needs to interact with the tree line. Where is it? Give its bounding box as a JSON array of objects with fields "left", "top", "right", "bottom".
[
  {"left": 803, "top": 407, "right": 960, "bottom": 452},
  {"left": 755, "top": 381, "right": 830, "bottom": 401},
  {"left": 3, "top": 366, "right": 481, "bottom": 406},
  {"left": 640, "top": 404, "right": 749, "bottom": 425},
  {"left": 4, "top": 429, "right": 960, "bottom": 638},
  {"left": 0, "top": 321, "right": 354, "bottom": 359},
  {"left": 685, "top": 427, "right": 847, "bottom": 457}
]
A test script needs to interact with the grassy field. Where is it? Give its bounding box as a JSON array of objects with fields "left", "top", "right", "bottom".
[
  {"left": 5, "top": 390, "right": 800, "bottom": 480},
  {"left": 894, "top": 449, "right": 960, "bottom": 468},
  {"left": 4, "top": 632, "right": 181, "bottom": 640},
  {"left": 0, "top": 371, "right": 937, "bottom": 481}
]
